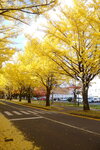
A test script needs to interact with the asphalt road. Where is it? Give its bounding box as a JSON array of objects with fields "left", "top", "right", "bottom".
[{"left": 0, "top": 100, "right": 100, "bottom": 150}]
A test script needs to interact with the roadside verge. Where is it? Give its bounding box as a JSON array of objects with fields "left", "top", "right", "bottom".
[{"left": 0, "top": 114, "right": 40, "bottom": 150}]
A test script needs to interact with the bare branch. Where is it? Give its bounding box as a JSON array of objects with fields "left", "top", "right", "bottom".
[
  {"left": 2, "top": 14, "right": 29, "bottom": 25},
  {"left": 0, "top": 0, "right": 56, "bottom": 14}
]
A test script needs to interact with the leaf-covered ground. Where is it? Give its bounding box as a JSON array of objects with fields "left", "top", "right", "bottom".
[{"left": 0, "top": 114, "right": 40, "bottom": 150}]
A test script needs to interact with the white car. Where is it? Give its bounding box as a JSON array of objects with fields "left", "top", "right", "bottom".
[
  {"left": 76, "top": 98, "right": 83, "bottom": 102},
  {"left": 93, "top": 97, "right": 100, "bottom": 102},
  {"left": 59, "top": 98, "right": 67, "bottom": 101},
  {"left": 88, "top": 97, "right": 94, "bottom": 103}
]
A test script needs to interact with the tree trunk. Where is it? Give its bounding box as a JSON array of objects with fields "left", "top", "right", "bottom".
[
  {"left": 46, "top": 88, "right": 51, "bottom": 106},
  {"left": 82, "top": 82, "right": 90, "bottom": 110},
  {"left": 19, "top": 88, "right": 23, "bottom": 102},
  {"left": 19, "top": 93, "right": 22, "bottom": 102},
  {"left": 27, "top": 87, "right": 31, "bottom": 103},
  {"left": 27, "top": 94, "right": 31, "bottom": 103},
  {"left": 7, "top": 91, "right": 12, "bottom": 100},
  {"left": 19, "top": 89, "right": 22, "bottom": 102},
  {"left": 73, "top": 89, "right": 77, "bottom": 105},
  {"left": 10, "top": 94, "right": 12, "bottom": 100}
]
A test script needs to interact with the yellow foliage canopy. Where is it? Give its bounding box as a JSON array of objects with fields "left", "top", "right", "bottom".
[{"left": 43, "top": 0, "right": 100, "bottom": 84}]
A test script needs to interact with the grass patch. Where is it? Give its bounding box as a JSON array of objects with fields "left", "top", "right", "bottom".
[
  {"left": 5, "top": 99, "right": 46, "bottom": 106},
  {"left": 20, "top": 102, "right": 63, "bottom": 111},
  {"left": 23, "top": 102, "right": 51, "bottom": 110},
  {"left": 69, "top": 110, "right": 100, "bottom": 119},
  {"left": 90, "top": 104, "right": 100, "bottom": 109},
  {"left": 0, "top": 114, "right": 40, "bottom": 150},
  {"left": 53, "top": 101, "right": 83, "bottom": 107},
  {"left": 3, "top": 99, "right": 63, "bottom": 111}
]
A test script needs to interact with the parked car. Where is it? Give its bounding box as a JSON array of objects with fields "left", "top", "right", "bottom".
[
  {"left": 88, "top": 97, "right": 94, "bottom": 103},
  {"left": 59, "top": 98, "right": 66, "bottom": 101},
  {"left": 76, "top": 97, "right": 83, "bottom": 103},
  {"left": 32, "top": 97, "right": 37, "bottom": 100},
  {"left": 67, "top": 97, "right": 73, "bottom": 102},
  {"left": 53, "top": 98, "right": 60, "bottom": 101},
  {"left": 39, "top": 97, "right": 46, "bottom": 100},
  {"left": 93, "top": 97, "right": 100, "bottom": 103}
]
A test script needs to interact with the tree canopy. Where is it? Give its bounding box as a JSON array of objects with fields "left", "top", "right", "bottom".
[
  {"left": 39, "top": 0, "right": 100, "bottom": 110},
  {"left": 0, "top": 0, "right": 99, "bottom": 110},
  {"left": 18, "top": 38, "right": 64, "bottom": 105},
  {"left": 0, "top": 0, "right": 57, "bottom": 68}
]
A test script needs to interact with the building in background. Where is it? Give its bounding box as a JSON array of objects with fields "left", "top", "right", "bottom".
[
  {"left": 89, "top": 77, "right": 100, "bottom": 98},
  {"left": 50, "top": 87, "right": 73, "bottom": 101},
  {"left": 50, "top": 85, "right": 81, "bottom": 101}
]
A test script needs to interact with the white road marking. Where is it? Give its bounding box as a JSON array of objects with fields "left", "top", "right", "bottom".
[
  {"left": 27, "top": 110, "right": 53, "bottom": 114},
  {"left": 33, "top": 110, "right": 52, "bottom": 114},
  {"left": 20, "top": 111, "right": 30, "bottom": 114},
  {"left": 3, "top": 107, "right": 99, "bottom": 136},
  {"left": 10, "top": 116, "right": 43, "bottom": 121},
  {"left": 27, "top": 110, "right": 38, "bottom": 114},
  {"left": 12, "top": 111, "right": 22, "bottom": 115},
  {"left": 4, "top": 111, "right": 13, "bottom": 116},
  {"left": 43, "top": 117, "right": 100, "bottom": 136}
]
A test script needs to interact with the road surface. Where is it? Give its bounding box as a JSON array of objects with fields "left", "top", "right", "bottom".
[{"left": 0, "top": 100, "right": 100, "bottom": 150}]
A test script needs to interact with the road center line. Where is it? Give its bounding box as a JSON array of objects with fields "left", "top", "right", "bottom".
[
  {"left": 2, "top": 101, "right": 100, "bottom": 136},
  {"left": 10, "top": 116, "right": 43, "bottom": 121},
  {"left": 43, "top": 117, "right": 100, "bottom": 136}
]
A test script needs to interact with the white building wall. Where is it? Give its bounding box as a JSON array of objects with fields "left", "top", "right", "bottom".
[
  {"left": 89, "top": 77, "right": 100, "bottom": 97},
  {"left": 50, "top": 93, "right": 73, "bottom": 100}
]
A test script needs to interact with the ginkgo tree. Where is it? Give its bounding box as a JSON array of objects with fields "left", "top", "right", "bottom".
[
  {"left": 3, "top": 62, "right": 37, "bottom": 103},
  {"left": 0, "top": 71, "right": 14, "bottom": 100},
  {"left": 19, "top": 39, "right": 64, "bottom": 106},
  {"left": 41, "top": 0, "right": 100, "bottom": 110},
  {"left": 0, "top": 73, "right": 7, "bottom": 98}
]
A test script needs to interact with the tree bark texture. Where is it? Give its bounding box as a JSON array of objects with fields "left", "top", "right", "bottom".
[
  {"left": 27, "top": 87, "right": 31, "bottom": 103},
  {"left": 82, "top": 82, "right": 90, "bottom": 110},
  {"left": 46, "top": 88, "right": 51, "bottom": 106},
  {"left": 19, "top": 93, "right": 22, "bottom": 102}
]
